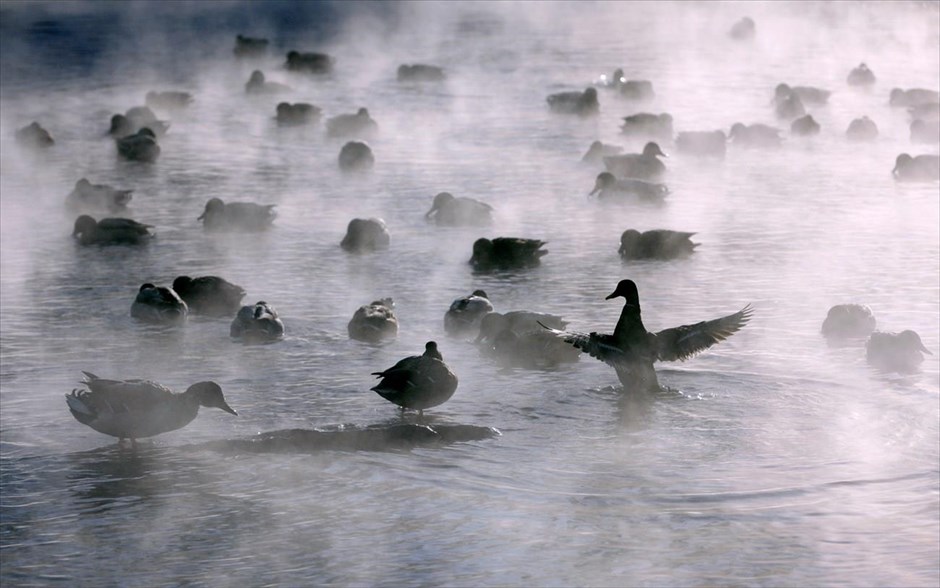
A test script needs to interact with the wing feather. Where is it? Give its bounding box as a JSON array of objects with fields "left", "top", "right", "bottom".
[{"left": 654, "top": 305, "right": 753, "bottom": 362}]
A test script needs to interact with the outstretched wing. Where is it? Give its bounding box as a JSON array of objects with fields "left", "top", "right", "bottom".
[
  {"left": 653, "top": 305, "right": 753, "bottom": 362},
  {"left": 539, "top": 324, "right": 632, "bottom": 369}
]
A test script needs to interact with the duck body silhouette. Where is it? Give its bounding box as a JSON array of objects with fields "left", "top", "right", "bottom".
[
  {"left": 172, "top": 276, "right": 246, "bottom": 317},
  {"left": 546, "top": 87, "right": 599, "bottom": 116},
  {"left": 397, "top": 64, "right": 445, "bottom": 82},
  {"left": 542, "top": 280, "right": 752, "bottom": 391},
  {"left": 889, "top": 88, "right": 939, "bottom": 108},
  {"left": 72, "top": 215, "right": 153, "bottom": 246},
  {"left": 620, "top": 113, "right": 673, "bottom": 141},
  {"left": 348, "top": 298, "right": 399, "bottom": 343},
  {"left": 338, "top": 141, "right": 375, "bottom": 171},
  {"left": 285, "top": 50, "right": 334, "bottom": 74},
  {"left": 15, "top": 121, "right": 54, "bottom": 148},
  {"left": 444, "top": 290, "right": 494, "bottom": 336},
  {"left": 234, "top": 34, "right": 268, "bottom": 58},
  {"left": 470, "top": 237, "right": 547, "bottom": 271},
  {"left": 198, "top": 198, "right": 276, "bottom": 231},
  {"left": 729, "top": 123, "right": 782, "bottom": 148},
  {"left": 340, "top": 218, "right": 389, "bottom": 252},
  {"left": 230, "top": 301, "right": 285, "bottom": 343},
  {"left": 866, "top": 330, "right": 932, "bottom": 373},
  {"left": 66, "top": 178, "right": 132, "bottom": 214},
  {"left": 327, "top": 108, "right": 378, "bottom": 139},
  {"left": 425, "top": 192, "right": 493, "bottom": 226},
  {"left": 847, "top": 63, "right": 876, "bottom": 87},
  {"left": 619, "top": 229, "right": 698, "bottom": 260},
  {"left": 245, "top": 70, "right": 291, "bottom": 94},
  {"left": 589, "top": 172, "right": 668, "bottom": 204},
  {"left": 791, "top": 115, "right": 820, "bottom": 136},
  {"left": 66, "top": 372, "right": 236, "bottom": 443},
  {"left": 130, "top": 283, "right": 189, "bottom": 324},
  {"left": 116, "top": 128, "right": 160, "bottom": 162},
  {"left": 892, "top": 153, "right": 940, "bottom": 181},
  {"left": 276, "top": 102, "right": 321, "bottom": 126},
  {"left": 821, "top": 304, "right": 876, "bottom": 340},
  {"left": 603, "top": 142, "right": 667, "bottom": 181},
  {"left": 845, "top": 116, "right": 878, "bottom": 142},
  {"left": 371, "top": 342, "right": 458, "bottom": 413}
]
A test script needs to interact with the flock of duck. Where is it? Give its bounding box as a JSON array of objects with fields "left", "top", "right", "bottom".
[{"left": 11, "top": 20, "right": 937, "bottom": 446}]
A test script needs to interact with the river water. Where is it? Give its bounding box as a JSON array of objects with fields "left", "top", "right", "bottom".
[{"left": 1, "top": 1, "right": 938, "bottom": 586}]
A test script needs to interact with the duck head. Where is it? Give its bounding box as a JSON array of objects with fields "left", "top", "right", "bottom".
[
  {"left": 171, "top": 276, "right": 193, "bottom": 293},
  {"left": 471, "top": 238, "right": 494, "bottom": 261},
  {"left": 72, "top": 215, "right": 98, "bottom": 237},
  {"left": 188, "top": 381, "right": 238, "bottom": 415},
  {"left": 590, "top": 172, "right": 616, "bottom": 195},
  {"left": 471, "top": 289, "right": 488, "bottom": 299},
  {"left": 475, "top": 312, "right": 508, "bottom": 343},
  {"left": 426, "top": 192, "right": 455, "bottom": 217},
  {"left": 774, "top": 83, "right": 793, "bottom": 101},
  {"left": 423, "top": 341, "right": 443, "bottom": 360},
  {"left": 198, "top": 198, "right": 225, "bottom": 220},
  {"left": 899, "top": 330, "right": 932, "bottom": 355},
  {"left": 605, "top": 279, "right": 640, "bottom": 307},
  {"left": 619, "top": 229, "right": 642, "bottom": 251},
  {"left": 642, "top": 142, "right": 667, "bottom": 158},
  {"left": 892, "top": 153, "right": 913, "bottom": 175}
]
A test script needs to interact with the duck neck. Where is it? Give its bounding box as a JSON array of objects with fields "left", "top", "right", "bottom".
[{"left": 613, "top": 300, "right": 646, "bottom": 344}]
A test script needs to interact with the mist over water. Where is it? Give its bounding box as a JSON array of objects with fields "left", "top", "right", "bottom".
[{"left": 1, "top": 1, "right": 938, "bottom": 585}]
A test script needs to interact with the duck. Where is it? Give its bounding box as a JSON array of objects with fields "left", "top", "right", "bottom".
[
  {"left": 370, "top": 341, "right": 458, "bottom": 415},
  {"left": 910, "top": 119, "right": 940, "bottom": 144},
  {"left": 618, "top": 79, "right": 655, "bottom": 101},
  {"left": 476, "top": 312, "right": 580, "bottom": 369},
  {"left": 581, "top": 141, "right": 624, "bottom": 164},
  {"left": 326, "top": 107, "right": 378, "bottom": 139},
  {"left": 675, "top": 130, "right": 726, "bottom": 158},
  {"left": 397, "top": 63, "right": 446, "bottom": 82},
  {"left": 171, "top": 275, "right": 246, "bottom": 317},
  {"left": 234, "top": 34, "right": 269, "bottom": 58},
  {"left": 130, "top": 283, "right": 189, "bottom": 325},
  {"left": 908, "top": 102, "right": 940, "bottom": 122},
  {"left": 469, "top": 237, "right": 547, "bottom": 271},
  {"left": 109, "top": 106, "right": 168, "bottom": 138},
  {"left": 66, "top": 178, "right": 132, "bottom": 214},
  {"left": 541, "top": 279, "right": 752, "bottom": 391},
  {"left": 245, "top": 70, "right": 291, "bottom": 95},
  {"left": 116, "top": 128, "right": 160, "bottom": 162},
  {"left": 348, "top": 298, "right": 398, "bottom": 343},
  {"left": 198, "top": 198, "right": 276, "bottom": 232},
  {"left": 340, "top": 218, "right": 390, "bottom": 252},
  {"left": 620, "top": 112, "right": 673, "bottom": 141},
  {"left": 444, "top": 289, "right": 494, "bottom": 336},
  {"left": 230, "top": 301, "right": 285, "bottom": 343},
  {"left": 791, "top": 114, "right": 820, "bottom": 136},
  {"left": 603, "top": 142, "right": 667, "bottom": 181},
  {"left": 425, "top": 192, "right": 494, "bottom": 226},
  {"left": 589, "top": 172, "right": 669, "bottom": 204},
  {"left": 729, "top": 123, "right": 782, "bottom": 148},
  {"left": 145, "top": 91, "right": 193, "bottom": 111},
  {"left": 775, "top": 83, "right": 830, "bottom": 106},
  {"left": 845, "top": 116, "right": 878, "bottom": 142},
  {"left": 889, "top": 88, "right": 939, "bottom": 108},
  {"left": 846, "top": 63, "right": 876, "bottom": 87},
  {"left": 72, "top": 215, "right": 153, "bottom": 246},
  {"left": 619, "top": 229, "right": 698, "bottom": 260},
  {"left": 66, "top": 372, "right": 237, "bottom": 444},
  {"left": 866, "top": 330, "right": 932, "bottom": 373},
  {"left": 276, "top": 102, "right": 321, "bottom": 126},
  {"left": 546, "top": 87, "right": 599, "bottom": 116},
  {"left": 285, "top": 50, "right": 334, "bottom": 74},
  {"left": 774, "top": 93, "right": 806, "bottom": 120},
  {"left": 892, "top": 153, "right": 940, "bottom": 182},
  {"left": 338, "top": 141, "right": 375, "bottom": 171},
  {"left": 729, "top": 16, "right": 755, "bottom": 40},
  {"left": 821, "top": 304, "right": 876, "bottom": 340},
  {"left": 15, "top": 121, "right": 54, "bottom": 148}
]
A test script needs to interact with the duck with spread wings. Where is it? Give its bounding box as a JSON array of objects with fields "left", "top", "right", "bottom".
[{"left": 541, "top": 279, "right": 752, "bottom": 392}]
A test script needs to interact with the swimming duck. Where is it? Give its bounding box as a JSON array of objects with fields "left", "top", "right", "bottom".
[
  {"left": 581, "top": 141, "right": 624, "bottom": 164},
  {"left": 130, "top": 283, "right": 189, "bottom": 324},
  {"left": 729, "top": 16, "right": 755, "bottom": 40},
  {"left": 234, "top": 34, "right": 268, "bottom": 58},
  {"left": 889, "top": 88, "right": 939, "bottom": 108},
  {"left": 145, "top": 91, "right": 193, "bottom": 111},
  {"left": 109, "top": 106, "right": 168, "bottom": 138},
  {"left": 444, "top": 290, "right": 494, "bottom": 336},
  {"left": 397, "top": 64, "right": 446, "bottom": 82},
  {"left": 340, "top": 218, "right": 390, "bottom": 252},
  {"left": 348, "top": 298, "right": 399, "bottom": 343},
  {"left": 474, "top": 310, "right": 567, "bottom": 342},
  {"left": 172, "top": 275, "right": 246, "bottom": 317},
  {"left": 72, "top": 215, "right": 153, "bottom": 246},
  {"left": 619, "top": 229, "right": 698, "bottom": 260},
  {"left": 866, "top": 330, "right": 932, "bottom": 373},
  {"left": 589, "top": 172, "right": 669, "bottom": 204},
  {"left": 846, "top": 63, "right": 876, "bottom": 87},
  {"left": 845, "top": 116, "right": 879, "bottom": 142},
  {"left": 729, "top": 123, "right": 782, "bottom": 148},
  {"left": 775, "top": 83, "right": 830, "bottom": 106},
  {"left": 892, "top": 153, "right": 940, "bottom": 182},
  {"left": 603, "top": 142, "right": 667, "bottom": 181},
  {"left": 326, "top": 107, "right": 378, "bottom": 139},
  {"left": 791, "top": 114, "right": 820, "bottom": 136},
  {"left": 620, "top": 112, "right": 673, "bottom": 141},
  {"left": 116, "top": 128, "right": 160, "bottom": 162},
  {"left": 425, "top": 192, "right": 494, "bottom": 226},
  {"left": 546, "top": 87, "right": 599, "bottom": 116},
  {"left": 541, "top": 279, "right": 752, "bottom": 391},
  {"left": 476, "top": 312, "right": 580, "bottom": 369},
  {"left": 618, "top": 79, "right": 655, "bottom": 100},
  {"left": 370, "top": 341, "right": 458, "bottom": 415},
  {"left": 910, "top": 119, "right": 940, "bottom": 144},
  {"left": 66, "top": 178, "right": 132, "bottom": 214},
  {"left": 198, "top": 198, "right": 276, "bottom": 232},
  {"left": 245, "top": 70, "right": 291, "bottom": 95},
  {"left": 908, "top": 102, "right": 940, "bottom": 122},
  {"left": 675, "top": 130, "right": 726, "bottom": 158},
  {"left": 469, "top": 237, "right": 547, "bottom": 271},
  {"left": 774, "top": 93, "right": 806, "bottom": 120},
  {"left": 15, "top": 122, "right": 54, "bottom": 148},
  {"left": 230, "top": 301, "right": 285, "bottom": 343},
  {"left": 821, "top": 304, "right": 876, "bottom": 340},
  {"left": 276, "top": 102, "right": 321, "bottom": 126},
  {"left": 66, "top": 371, "right": 236, "bottom": 444},
  {"left": 338, "top": 141, "right": 375, "bottom": 171},
  {"left": 285, "top": 50, "right": 334, "bottom": 74}
]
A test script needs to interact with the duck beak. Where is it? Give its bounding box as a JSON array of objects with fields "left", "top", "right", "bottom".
[
  {"left": 605, "top": 291, "right": 618, "bottom": 300},
  {"left": 424, "top": 205, "right": 436, "bottom": 218},
  {"left": 589, "top": 182, "right": 602, "bottom": 196},
  {"left": 919, "top": 343, "right": 933, "bottom": 355},
  {"left": 220, "top": 401, "right": 238, "bottom": 416}
]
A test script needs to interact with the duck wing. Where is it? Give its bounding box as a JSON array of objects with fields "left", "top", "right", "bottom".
[
  {"left": 653, "top": 305, "right": 753, "bottom": 362},
  {"left": 539, "top": 325, "right": 635, "bottom": 369},
  {"left": 76, "top": 372, "right": 175, "bottom": 415}
]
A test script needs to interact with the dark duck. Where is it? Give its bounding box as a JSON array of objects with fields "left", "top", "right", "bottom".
[
  {"left": 370, "top": 341, "right": 458, "bottom": 416},
  {"left": 542, "top": 280, "right": 752, "bottom": 392}
]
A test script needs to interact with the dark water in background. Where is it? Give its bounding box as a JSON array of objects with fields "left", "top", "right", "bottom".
[{"left": 1, "top": 1, "right": 938, "bottom": 585}]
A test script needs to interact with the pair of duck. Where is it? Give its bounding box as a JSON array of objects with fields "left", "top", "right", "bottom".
[
  {"left": 822, "top": 304, "right": 932, "bottom": 373},
  {"left": 66, "top": 179, "right": 132, "bottom": 214}
]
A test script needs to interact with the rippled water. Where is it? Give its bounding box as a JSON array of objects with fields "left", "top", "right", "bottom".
[{"left": 1, "top": 2, "right": 938, "bottom": 586}]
